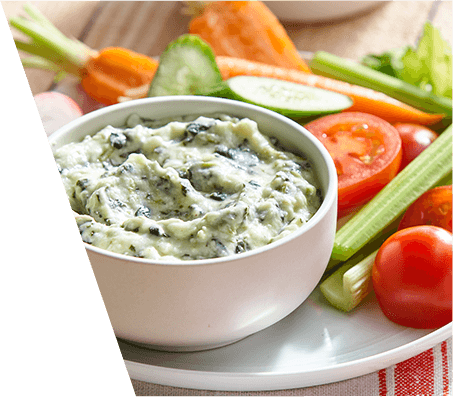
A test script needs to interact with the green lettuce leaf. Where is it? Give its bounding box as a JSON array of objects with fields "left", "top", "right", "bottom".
[
  {"left": 362, "top": 22, "right": 452, "bottom": 99},
  {"left": 361, "top": 47, "right": 408, "bottom": 79}
]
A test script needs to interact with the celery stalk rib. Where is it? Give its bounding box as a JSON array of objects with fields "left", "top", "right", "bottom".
[
  {"left": 332, "top": 125, "right": 452, "bottom": 262},
  {"left": 320, "top": 250, "right": 378, "bottom": 312},
  {"left": 311, "top": 51, "right": 452, "bottom": 117}
]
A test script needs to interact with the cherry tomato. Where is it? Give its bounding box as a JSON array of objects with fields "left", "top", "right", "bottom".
[
  {"left": 399, "top": 185, "right": 452, "bottom": 232},
  {"left": 393, "top": 123, "right": 437, "bottom": 170},
  {"left": 372, "top": 226, "right": 452, "bottom": 329},
  {"left": 305, "top": 112, "right": 402, "bottom": 216}
]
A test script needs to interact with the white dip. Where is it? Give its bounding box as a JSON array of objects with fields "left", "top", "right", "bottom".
[{"left": 54, "top": 113, "right": 322, "bottom": 261}]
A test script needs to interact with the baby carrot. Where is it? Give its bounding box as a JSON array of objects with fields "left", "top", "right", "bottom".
[
  {"left": 188, "top": 1, "right": 312, "bottom": 73},
  {"left": 11, "top": 3, "right": 158, "bottom": 106},
  {"left": 215, "top": 56, "right": 444, "bottom": 126},
  {"left": 82, "top": 47, "right": 158, "bottom": 105}
]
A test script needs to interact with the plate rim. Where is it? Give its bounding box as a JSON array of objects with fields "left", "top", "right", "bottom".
[{"left": 125, "top": 324, "right": 451, "bottom": 391}]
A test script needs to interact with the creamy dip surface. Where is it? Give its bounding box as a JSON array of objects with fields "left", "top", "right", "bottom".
[{"left": 54, "top": 113, "right": 322, "bottom": 261}]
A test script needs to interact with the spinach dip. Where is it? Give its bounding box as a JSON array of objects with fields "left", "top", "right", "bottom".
[{"left": 54, "top": 113, "right": 322, "bottom": 261}]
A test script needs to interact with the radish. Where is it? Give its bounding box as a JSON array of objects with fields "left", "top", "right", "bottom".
[{"left": 34, "top": 92, "right": 83, "bottom": 136}]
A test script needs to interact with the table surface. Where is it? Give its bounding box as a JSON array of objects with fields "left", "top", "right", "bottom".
[{"left": 3, "top": 1, "right": 451, "bottom": 395}]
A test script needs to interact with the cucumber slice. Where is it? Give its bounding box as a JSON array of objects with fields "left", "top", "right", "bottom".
[
  {"left": 225, "top": 75, "right": 353, "bottom": 118},
  {"left": 148, "top": 34, "right": 224, "bottom": 97}
]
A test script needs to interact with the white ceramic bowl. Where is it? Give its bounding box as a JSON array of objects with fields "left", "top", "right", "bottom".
[
  {"left": 265, "top": 1, "right": 385, "bottom": 23},
  {"left": 49, "top": 96, "right": 338, "bottom": 351}
]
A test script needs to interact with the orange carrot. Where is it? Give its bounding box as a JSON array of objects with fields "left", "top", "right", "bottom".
[
  {"left": 188, "top": 1, "right": 311, "bottom": 74},
  {"left": 11, "top": 4, "right": 158, "bottom": 106},
  {"left": 82, "top": 48, "right": 158, "bottom": 105},
  {"left": 215, "top": 56, "right": 444, "bottom": 125}
]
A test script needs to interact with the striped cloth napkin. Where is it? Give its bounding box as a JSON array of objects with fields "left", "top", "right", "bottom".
[{"left": 378, "top": 338, "right": 451, "bottom": 396}]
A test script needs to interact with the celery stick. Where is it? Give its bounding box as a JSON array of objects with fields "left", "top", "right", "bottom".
[
  {"left": 332, "top": 125, "right": 452, "bottom": 262},
  {"left": 436, "top": 171, "right": 452, "bottom": 187},
  {"left": 323, "top": 221, "right": 396, "bottom": 277},
  {"left": 320, "top": 250, "right": 378, "bottom": 312},
  {"left": 310, "top": 51, "right": 452, "bottom": 117}
]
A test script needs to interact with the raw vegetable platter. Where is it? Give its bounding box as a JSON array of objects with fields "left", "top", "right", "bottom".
[
  {"left": 44, "top": 39, "right": 452, "bottom": 394},
  {"left": 11, "top": 2, "right": 451, "bottom": 390}
]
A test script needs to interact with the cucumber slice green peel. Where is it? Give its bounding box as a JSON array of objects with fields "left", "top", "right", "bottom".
[
  {"left": 332, "top": 124, "right": 452, "bottom": 262},
  {"left": 148, "top": 34, "right": 353, "bottom": 118},
  {"left": 148, "top": 34, "right": 224, "bottom": 97},
  {"left": 224, "top": 76, "right": 353, "bottom": 118}
]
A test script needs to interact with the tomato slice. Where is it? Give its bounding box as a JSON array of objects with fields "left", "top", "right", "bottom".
[
  {"left": 304, "top": 112, "right": 402, "bottom": 216},
  {"left": 372, "top": 225, "right": 452, "bottom": 329},
  {"left": 398, "top": 185, "right": 452, "bottom": 232}
]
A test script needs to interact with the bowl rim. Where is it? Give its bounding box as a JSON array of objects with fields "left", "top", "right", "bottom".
[{"left": 50, "top": 96, "right": 338, "bottom": 267}]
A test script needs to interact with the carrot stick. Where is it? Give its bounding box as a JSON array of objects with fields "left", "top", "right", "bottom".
[
  {"left": 215, "top": 56, "right": 444, "bottom": 126},
  {"left": 189, "top": 1, "right": 312, "bottom": 73}
]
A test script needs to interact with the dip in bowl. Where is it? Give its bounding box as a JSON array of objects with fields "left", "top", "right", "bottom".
[{"left": 49, "top": 96, "right": 337, "bottom": 351}]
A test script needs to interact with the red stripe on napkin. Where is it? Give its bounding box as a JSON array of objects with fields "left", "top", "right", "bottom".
[
  {"left": 441, "top": 340, "right": 449, "bottom": 395},
  {"left": 378, "top": 368, "right": 387, "bottom": 396},
  {"left": 378, "top": 339, "right": 451, "bottom": 396},
  {"left": 393, "top": 348, "right": 435, "bottom": 396}
]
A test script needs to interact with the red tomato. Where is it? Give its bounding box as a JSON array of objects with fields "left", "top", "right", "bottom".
[
  {"left": 304, "top": 112, "right": 402, "bottom": 216},
  {"left": 372, "top": 226, "right": 452, "bottom": 329},
  {"left": 399, "top": 185, "right": 452, "bottom": 232},
  {"left": 393, "top": 123, "right": 437, "bottom": 170}
]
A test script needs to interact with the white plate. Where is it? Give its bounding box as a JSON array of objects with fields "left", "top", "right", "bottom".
[{"left": 121, "top": 288, "right": 451, "bottom": 391}]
